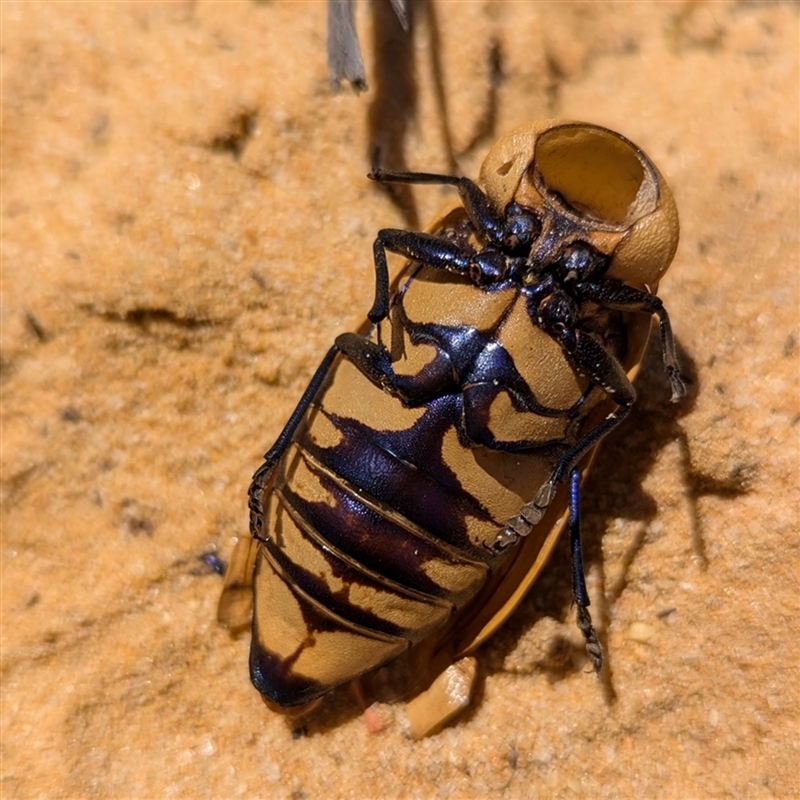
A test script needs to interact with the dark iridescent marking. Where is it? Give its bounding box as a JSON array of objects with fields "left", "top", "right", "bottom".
[
  {"left": 250, "top": 548, "right": 405, "bottom": 707},
  {"left": 308, "top": 396, "right": 499, "bottom": 558},
  {"left": 250, "top": 637, "right": 325, "bottom": 708},
  {"left": 398, "top": 301, "right": 584, "bottom": 420},
  {"left": 266, "top": 488, "right": 451, "bottom": 639},
  {"left": 280, "top": 453, "right": 485, "bottom": 603}
]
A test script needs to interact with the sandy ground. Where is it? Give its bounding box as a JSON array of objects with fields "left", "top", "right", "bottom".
[{"left": 2, "top": 2, "right": 798, "bottom": 798}]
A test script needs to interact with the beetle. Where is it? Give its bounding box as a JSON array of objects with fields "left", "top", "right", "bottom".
[{"left": 219, "top": 120, "right": 685, "bottom": 736}]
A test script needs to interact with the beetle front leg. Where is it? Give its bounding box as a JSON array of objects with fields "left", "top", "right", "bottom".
[
  {"left": 369, "top": 227, "right": 510, "bottom": 323},
  {"left": 369, "top": 169, "right": 508, "bottom": 248},
  {"left": 368, "top": 229, "right": 473, "bottom": 323},
  {"left": 579, "top": 279, "right": 686, "bottom": 402}
]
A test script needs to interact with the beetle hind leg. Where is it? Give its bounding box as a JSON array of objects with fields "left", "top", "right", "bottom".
[
  {"left": 490, "top": 468, "right": 603, "bottom": 673},
  {"left": 567, "top": 468, "right": 603, "bottom": 674}
]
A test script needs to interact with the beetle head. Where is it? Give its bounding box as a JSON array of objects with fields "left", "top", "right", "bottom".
[{"left": 479, "top": 121, "right": 679, "bottom": 287}]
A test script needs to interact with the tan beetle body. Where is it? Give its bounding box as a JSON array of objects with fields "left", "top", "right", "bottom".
[{"left": 220, "top": 121, "right": 683, "bottom": 736}]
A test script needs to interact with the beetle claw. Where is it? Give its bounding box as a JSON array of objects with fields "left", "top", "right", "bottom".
[{"left": 668, "top": 366, "right": 687, "bottom": 402}]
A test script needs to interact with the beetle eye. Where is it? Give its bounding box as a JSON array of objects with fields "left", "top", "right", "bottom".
[
  {"left": 562, "top": 244, "right": 607, "bottom": 282},
  {"left": 503, "top": 204, "right": 539, "bottom": 254},
  {"left": 470, "top": 249, "right": 506, "bottom": 286}
]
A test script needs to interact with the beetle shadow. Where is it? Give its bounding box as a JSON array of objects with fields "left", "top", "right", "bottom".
[
  {"left": 366, "top": 0, "right": 503, "bottom": 228},
  {"left": 366, "top": 0, "right": 420, "bottom": 227},
  {"left": 471, "top": 335, "right": 751, "bottom": 710}
]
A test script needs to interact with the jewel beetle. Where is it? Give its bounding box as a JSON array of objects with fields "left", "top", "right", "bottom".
[{"left": 219, "top": 120, "right": 685, "bottom": 736}]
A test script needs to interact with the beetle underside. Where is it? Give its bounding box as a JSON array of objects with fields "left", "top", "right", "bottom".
[{"left": 219, "top": 120, "right": 684, "bottom": 736}]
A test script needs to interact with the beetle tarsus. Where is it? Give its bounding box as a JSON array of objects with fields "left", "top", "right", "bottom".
[
  {"left": 567, "top": 468, "right": 603, "bottom": 673},
  {"left": 248, "top": 460, "right": 276, "bottom": 541},
  {"left": 576, "top": 604, "right": 603, "bottom": 674},
  {"left": 489, "top": 480, "right": 558, "bottom": 552},
  {"left": 667, "top": 364, "right": 686, "bottom": 403}
]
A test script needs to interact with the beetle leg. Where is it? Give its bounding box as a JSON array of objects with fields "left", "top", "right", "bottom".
[
  {"left": 491, "top": 332, "right": 635, "bottom": 552},
  {"left": 335, "top": 331, "right": 457, "bottom": 404},
  {"left": 221, "top": 342, "right": 339, "bottom": 631},
  {"left": 369, "top": 229, "right": 474, "bottom": 322},
  {"left": 568, "top": 467, "right": 603, "bottom": 674},
  {"left": 492, "top": 408, "right": 632, "bottom": 552},
  {"left": 460, "top": 382, "right": 577, "bottom": 452},
  {"left": 248, "top": 344, "right": 340, "bottom": 541},
  {"left": 549, "top": 327, "right": 636, "bottom": 484},
  {"left": 369, "top": 169, "right": 507, "bottom": 248},
  {"left": 578, "top": 280, "right": 685, "bottom": 402}
]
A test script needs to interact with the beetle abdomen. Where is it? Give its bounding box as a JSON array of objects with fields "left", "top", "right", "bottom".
[{"left": 251, "top": 359, "right": 510, "bottom": 706}]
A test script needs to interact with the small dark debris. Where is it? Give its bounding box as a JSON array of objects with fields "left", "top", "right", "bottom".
[
  {"left": 124, "top": 516, "right": 155, "bottom": 537},
  {"left": 26, "top": 591, "right": 41, "bottom": 608},
  {"left": 656, "top": 607, "right": 677, "bottom": 620},
  {"left": 193, "top": 552, "right": 227, "bottom": 577},
  {"left": 507, "top": 741, "right": 518, "bottom": 770},
  {"left": 783, "top": 332, "right": 797, "bottom": 357},
  {"left": 250, "top": 269, "right": 268, "bottom": 290},
  {"left": 210, "top": 109, "right": 257, "bottom": 159},
  {"left": 43, "top": 629, "right": 60, "bottom": 645},
  {"left": 24, "top": 310, "right": 48, "bottom": 342},
  {"left": 61, "top": 406, "right": 82, "bottom": 422},
  {"left": 118, "top": 498, "right": 157, "bottom": 537}
]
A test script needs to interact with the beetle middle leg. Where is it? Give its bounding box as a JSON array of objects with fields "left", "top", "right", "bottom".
[
  {"left": 369, "top": 169, "right": 507, "bottom": 249},
  {"left": 334, "top": 331, "right": 458, "bottom": 405}
]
